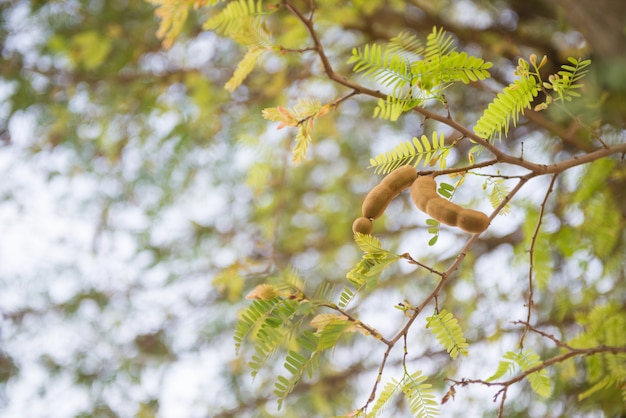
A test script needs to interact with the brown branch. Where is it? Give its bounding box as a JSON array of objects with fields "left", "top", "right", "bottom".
[
  {"left": 410, "top": 106, "right": 626, "bottom": 175},
  {"left": 363, "top": 340, "right": 394, "bottom": 411},
  {"left": 499, "top": 345, "right": 626, "bottom": 387},
  {"left": 448, "top": 344, "right": 626, "bottom": 415},
  {"left": 401, "top": 252, "right": 445, "bottom": 277},
  {"left": 497, "top": 388, "right": 508, "bottom": 418},
  {"left": 422, "top": 158, "right": 500, "bottom": 177},
  {"left": 319, "top": 302, "right": 391, "bottom": 346},
  {"left": 520, "top": 173, "right": 558, "bottom": 348},
  {"left": 513, "top": 320, "right": 574, "bottom": 350},
  {"left": 284, "top": 0, "right": 626, "bottom": 176}
]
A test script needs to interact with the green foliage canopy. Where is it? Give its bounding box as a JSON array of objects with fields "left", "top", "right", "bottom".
[{"left": 1, "top": 1, "right": 625, "bottom": 417}]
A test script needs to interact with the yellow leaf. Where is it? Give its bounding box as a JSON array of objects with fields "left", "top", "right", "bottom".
[
  {"left": 148, "top": 0, "right": 199, "bottom": 49},
  {"left": 225, "top": 47, "right": 265, "bottom": 92},
  {"left": 245, "top": 283, "right": 280, "bottom": 301},
  {"left": 310, "top": 313, "right": 348, "bottom": 330}
]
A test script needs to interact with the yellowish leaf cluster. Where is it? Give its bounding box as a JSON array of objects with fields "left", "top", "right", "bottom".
[{"left": 148, "top": 0, "right": 212, "bottom": 49}]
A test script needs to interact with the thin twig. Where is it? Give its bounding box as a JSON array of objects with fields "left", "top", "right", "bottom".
[
  {"left": 363, "top": 343, "right": 393, "bottom": 411},
  {"left": 320, "top": 302, "right": 391, "bottom": 346},
  {"left": 513, "top": 320, "right": 574, "bottom": 350},
  {"left": 497, "top": 388, "right": 507, "bottom": 418},
  {"left": 401, "top": 253, "right": 445, "bottom": 277},
  {"left": 520, "top": 173, "right": 558, "bottom": 348},
  {"left": 447, "top": 345, "right": 626, "bottom": 402}
]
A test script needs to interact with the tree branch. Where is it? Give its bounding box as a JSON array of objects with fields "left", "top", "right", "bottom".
[
  {"left": 285, "top": 0, "right": 626, "bottom": 176},
  {"left": 520, "top": 173, "right": 558, "bottom": 348},
  {"left": 448, "top": 344, "right": 626, "bottom": 416}
]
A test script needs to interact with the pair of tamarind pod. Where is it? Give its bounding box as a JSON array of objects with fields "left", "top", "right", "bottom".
[{"left": 352, "top": 165, "right": 490, "bottom": 235}]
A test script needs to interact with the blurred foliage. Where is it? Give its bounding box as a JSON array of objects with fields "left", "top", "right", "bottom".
[{"left": 0, "top": 0, "right": 625, "bottom": 417}]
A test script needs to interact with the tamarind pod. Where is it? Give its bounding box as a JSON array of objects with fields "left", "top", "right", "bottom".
[
  {"left": 411, "top": 175, "right": 489, "bottom": 233},
  {"left": 410, "top": 176, "right": 438, "bottom": 212},
  {"left": 381, "top": 165, "right": 417, "bottom": 191},
  {"left": 457, "top": 208, "right": 490, "bottom": 234},
  {"left": 361, "top": 184, "right": 394, "bottom": 219},
  {"left": 362, "top": 166, "right": 416, "bottom": 219},
  {"left": 352, "top": 216, "right": 374, "bottom": 235},
  {"left": 426, "top": 198, "right": 459, "bottom": 227}
]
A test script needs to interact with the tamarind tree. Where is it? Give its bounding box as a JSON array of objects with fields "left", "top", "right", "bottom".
[{"left": 1, "top": 1, "right": 625, "bottom": 417}]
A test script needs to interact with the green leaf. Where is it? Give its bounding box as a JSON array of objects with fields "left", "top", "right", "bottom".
[
  {"left": 403, "top": 370, "right": 439, "bottom": 418},
  {"left": 368, "top": 378, "right": 403, "bottom": 417},
  {"left": 373, "top": 96, "right": 416, "bottom": 121},
  {"left": 274, "top": 330, "right": 320, "bottom": 409},
  {"left": 350, "top": 26, "right": 491, "bottom": 119},
  {"left": 486, "top": 178, "right": 511, "bottom": 214},
  {"left": 543, "top": 57, "right": 592, "bottom": 102},
  {"left": 516, "top": 349, "right": 552, "bottom": 398},
  {"left": 422, "top": 26, "right": 455, "bottom": 61},
  {"left": 370, "top": 132, "right": 447, "bottom": 174},
  {"left": 244, "top": 298, "right": 301, "bottom": 376},
  {"left": 387, "top": 32, "right": 424, "bottom": 57},
  {"left": 487, "top": 349, "right": 552, "bottom": 398},
  {"left": 350, "top": 235, "right": 404, "bottom": 289},
  {"left": 426, "top": 309, "right": 469, "bottom": 359},
  {"left": 316, "top": 319, "right": 353, "bottom": 350},
  {"left": 225, "top": 47, "right": 265, "bottom": 92},
  {"left": 437, "top": 182, "right": 454, "bottom": 198},
  {"left": 203, "top": 0, "right": 265, "bottom": 35},
  {"left": 234, "top": 298, "right": 281, "bottom": 353},
  {"left": 347, "top": 234, "right": 401, "bottom": 287},
  {"left": 348, "top": 42, "right": 413, "bottom": 94},
  {"left": 474, "top": 70, "right": 540, "bottom": 141},
  {"left": 577, "top": 375, "right": 613, "bottom": 401},
  {"left": 486, "top": 351, "right": 518, "bottom": 382},
  {"left": 338, "top": 286, "right": 356, "bottom": 309}
]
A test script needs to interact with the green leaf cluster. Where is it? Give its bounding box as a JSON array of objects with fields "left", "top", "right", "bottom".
[
  {"left": 349, "top": 27, "right": 492, "bottom": 121},
  {"left": 474, "top": 70, "right": 540, "bottom": 141},
  {"left": 543, "top": 57, "right": 592, "bottom": 103},
  {"left": 235, "top": 268, "right": 381, "bottom": 410},
  {"left": 487, "top": 349, "right": 553, "bottom": 398},
  {"left": 475, "top": 55, "right": 592, "bottom": 141},
  {"left": 234, "top": 291, "right": 321, "bottom": 409},
  {"left": 426, "top": 309, "right": 469, "bottom": 360},
  {"left": 368, "top": 371, "right": 438, "bottom": 418},
  {"left": 263, "top": 99, "right": 330, "bottom": 164},
  {"left": 274, "top": 330, "right": 321, "bottom": 409},
  {"left": 568, "top": 304, "right": 626, "bottom": 403},
  {"left": 203, "top": 0, "right": 266, "bottom": 36},
  {"left": 369, "top": 132, "right": 449, "bottom": 174},
  {"left": 346, "top": 233, "right": 402, "bottom": 288},
  {"left": 425, "top": 180, "right": 459, "bottom": 246},
  {"left": 484, "top": 177, "right": 511, "bottom": 214},
  {"left": 245, "top": 298, "right": 302, "bottom": 376},
  {"left": 198, "top": 1, "right": 278, "bottom": 91}
]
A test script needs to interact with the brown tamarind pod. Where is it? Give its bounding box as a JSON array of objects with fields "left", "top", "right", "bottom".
[
  {"left": 411, "top": 175, "right": 489, "bottom": 234},
  {"left": 362, "top": 165, "right": 417, "bottom": 220},
  {"left": 457, "top": 209, "right": 490, "bottom": 234},
  {"left": 410, "top": 176, "right": 438, "bottom": 212},
  {"left": 361, "top": 184, "right": 394, "bottom": 219},
  {"left": 426, "top": 199, "right": 459, "bottom": 227},
  {"left": 352, "top": 216, "right": 374, "bottom": 235},
  {"left": 381, "top": 165, "right": 417, "bottom": 191}
]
